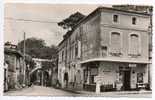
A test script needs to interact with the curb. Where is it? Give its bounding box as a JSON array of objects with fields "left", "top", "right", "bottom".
[{"left": 56, "top": 88, "right": 82, "bottom": 94}]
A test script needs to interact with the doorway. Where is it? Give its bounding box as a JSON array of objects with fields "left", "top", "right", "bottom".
[{"left": 123, "top": 70, "right": 131, "bottom": 90}]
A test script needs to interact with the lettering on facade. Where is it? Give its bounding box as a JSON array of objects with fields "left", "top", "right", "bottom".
[{"left": 129, "top": 64, "right": 137, "bottom": 67}]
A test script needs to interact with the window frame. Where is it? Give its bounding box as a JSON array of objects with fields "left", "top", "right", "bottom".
[
  {"left": 132, "top": 17, "right": 137, "bottom": 25},
  {"left": 109, "top": 31, "right": 122, "bottom": 55},
  {"left": 128, "top": 32, "right": 141, "bottom": 56},
  {"left": 113, "top": 14, "right": 119, "bottom": 23},
  {"left": 137, "top": 73, "right": 143, "bottom": 83},
  {"left": 101, "top": 46, "right": 108, "bottom": 57}
]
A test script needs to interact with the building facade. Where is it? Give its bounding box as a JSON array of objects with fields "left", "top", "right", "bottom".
[
  {"left": 4, "top": 43, "right": 26, "bottom": 91},
  {"left": 58, "top": 7, "right": 151, "bottom": 92}
]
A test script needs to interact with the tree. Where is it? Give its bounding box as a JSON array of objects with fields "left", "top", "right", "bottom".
[
  {"left": 58, "top": 12, "right": 85, "bottom": 30},
  {"left": 17, "top": 37, "right": 57, "bottom": 59}
]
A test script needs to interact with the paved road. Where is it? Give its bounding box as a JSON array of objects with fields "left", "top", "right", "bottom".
[
  {"left": 4, "top": 85, "right": 80, "bottom": 96},
  {"left": 4, "top": 85, "right": 151, "bottom": 97}
]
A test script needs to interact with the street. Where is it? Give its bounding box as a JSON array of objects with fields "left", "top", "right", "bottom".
[
  {"left": 4, "top": 85, "right": 151, "bottom": 97},
  {"left": 4, "top": 85, "right": 80, "bottom": 96}
]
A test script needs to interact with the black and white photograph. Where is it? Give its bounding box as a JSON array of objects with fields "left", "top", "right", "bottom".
[{"left": 2, "top": 1, "right": 153, "bottom": 98}]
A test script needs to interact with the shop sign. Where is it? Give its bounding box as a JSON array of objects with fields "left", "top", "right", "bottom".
[{"left": 129, "top": 64, "right": 137, "bottom": 67}]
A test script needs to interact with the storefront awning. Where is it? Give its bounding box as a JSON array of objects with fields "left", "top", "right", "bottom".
[{"left": 80, "top": 58, "right": 151, "bottom": 64}]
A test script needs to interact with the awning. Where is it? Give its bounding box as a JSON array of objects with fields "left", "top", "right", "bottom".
[{"left": 80, "top": 58, "right": 151, "bottom": 64}]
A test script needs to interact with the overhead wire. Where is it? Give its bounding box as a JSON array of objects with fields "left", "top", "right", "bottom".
[{"left": 5, "top": 17, "right": 60, "bottom": 23}]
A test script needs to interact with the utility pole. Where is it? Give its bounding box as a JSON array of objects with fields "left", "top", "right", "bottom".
[{"left": 23, "top": 32, "right": 26, "bottom": 86}]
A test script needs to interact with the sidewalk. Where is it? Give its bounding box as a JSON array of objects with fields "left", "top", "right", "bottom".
[
  {"left": 60, "top": 87, "right": 152, "bottom": 96},
  {"left": 79, "top": 90, "right": 152, "bottom": 95}
]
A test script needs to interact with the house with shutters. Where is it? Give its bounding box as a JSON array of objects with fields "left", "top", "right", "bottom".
[{"left": 57, "top": 6, "right": 151, "bottom": 92}]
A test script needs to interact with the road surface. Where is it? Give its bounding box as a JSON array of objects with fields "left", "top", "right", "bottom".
[{"left": 4, "top": 85, "right": 151, "bottom": 97}]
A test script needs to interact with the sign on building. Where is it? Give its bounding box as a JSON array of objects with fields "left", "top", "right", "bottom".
[{"left": 129, "top": 64, "right": 137, "bottom": 67}]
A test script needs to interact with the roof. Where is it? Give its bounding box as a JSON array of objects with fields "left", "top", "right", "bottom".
[
  {"left": 4, "top": 48, "right": 23, "bottom": 57},
  {"left": 58, "top": 30, "right": 73, "bottom": 47},
  {"left": 58, "top": 6, "right": 151, "bottom": 47}
]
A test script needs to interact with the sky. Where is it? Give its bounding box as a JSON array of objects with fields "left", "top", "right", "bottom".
[
  {"left": 4, "top": 3, "right": 112, "bottom": 46},
  {"left": 4, "top": 0, "right": 153, "bottom": 46}
]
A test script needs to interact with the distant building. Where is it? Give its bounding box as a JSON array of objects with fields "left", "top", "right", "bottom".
[
  {"left": 58, "top": 7, "right": 151, "bottom": 92},
  {"left": 4, "top": 43, "right": 26, "bottom": 91}
]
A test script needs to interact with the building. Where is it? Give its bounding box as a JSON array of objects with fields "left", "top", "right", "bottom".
[
  {"left": 4, "top": 62, "right": 9, "bottom": 91},
  {"left": 58, "top": 7, "right": 151, "bottom": 92},
  {"left": 4, "top": 43, "right": 26, "bottom": 91},
  {"left": 113, "top": 5, "right": 153, "bottom": 90}
]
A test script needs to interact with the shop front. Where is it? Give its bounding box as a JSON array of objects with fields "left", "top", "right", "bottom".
[
  {"left": 81, "top": 61, "right": 149, "bottom": 92},
  {"left": 82, "top": 62, "right": 99, "bottom": 92}
]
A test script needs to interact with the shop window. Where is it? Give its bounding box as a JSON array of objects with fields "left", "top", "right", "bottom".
[
  {"left": 90, "top": 68, "right": 98, "bottom": 84},
  {"left": 113, "top": 15, "right": 119, "bottom": 23},
  {"left": 84, "top": 69, "right": 88, "bottom": 83},
  {"left": 137, "top": 73, "right": 143, "bottom": 83},
  {"left": 90, "top": 76, "right": 95, "bottom": 84}
]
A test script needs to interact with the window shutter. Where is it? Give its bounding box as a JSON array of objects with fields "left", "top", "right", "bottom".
[
  {"left": 77, "top": 40, "right": 81, "bottom": 58},
  {"left": 111, "top": 32, "right": 121, "bottom": 53}
]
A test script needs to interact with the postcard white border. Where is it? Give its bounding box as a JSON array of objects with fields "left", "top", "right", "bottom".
[{"left": 0, "top": 0, "right": 155, "bottom": 100}]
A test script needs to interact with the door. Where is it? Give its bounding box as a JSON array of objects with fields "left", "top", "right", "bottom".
[{"left": 123, "top": 71, "right": 131, "bottom": 90}]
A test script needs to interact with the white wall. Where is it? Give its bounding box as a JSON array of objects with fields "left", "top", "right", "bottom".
[{"left": 98, "top": 62, "right": 118, "bottom": 87}]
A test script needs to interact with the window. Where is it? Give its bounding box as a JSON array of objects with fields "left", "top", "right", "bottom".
[
  {"left": 129, "top": 34, "right": 140, "bottom": 55},
  {"left": 77, "top": 41, "right": 81, "bottom": 58},
  {"left": 62, "top": 51, "right": 64, "bottom": 61},
  {"left": 101, "top": 46, "right": 107, "bottom": 57},
  {"left": 132, "top": 17, "right": 137, "bottom": 25},
  {"left": 72, "top": 46, "right": 74, "bottom": 59},
  {"left": 137, "top": 73, "right": 143, "bottom": 83},
  {"left": 71, "top": 48, "right": 73, "bottom": 60},
  {"left": 84, "top": 69, "right": 88, "bottom": 83},
  {"left": 113, "top": 15, "right": 118, "bottom": 22},
  {"left": 90, "top": 68, "right": 98, "bottom": 84},
  {"left": 75, "top": 44, "right": 78, "bottom": 57},
  {"left": 110, "top": 32, "right": 121, "bottom": 53},
  {"left": 59, "top": 52, "right": 61, "bottom": 62}
]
